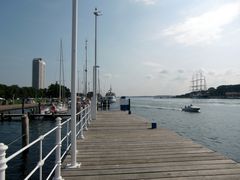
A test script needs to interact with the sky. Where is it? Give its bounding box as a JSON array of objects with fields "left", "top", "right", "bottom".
[{"left": 1, "top": 0, "right": 240, "bottom": 96}]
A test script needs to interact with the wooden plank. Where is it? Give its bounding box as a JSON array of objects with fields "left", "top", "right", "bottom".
[
  {"left": 0, "top": 104, "right": 38, "bottom": 112},
  {"left": 62, "top": 111, "right": 240, "bottom": 179}
]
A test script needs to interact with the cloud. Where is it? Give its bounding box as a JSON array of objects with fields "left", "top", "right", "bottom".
[
  {"left": 103, "top": 73, "right": 112, "bottom": 79},
  {"left": 134, "top": 0, "right": 157, "bottom": 5},
  {"left": 159, "top": 70, "right": 168, "bottom": 74},
  {"left": 162, "top": 2, "right": 240, "bottom": 45},
  {"left": 177, "top": 69, "right": 184, "bottom": 74},
  {"left": 207, "top": 70, "right": 216, "bottom": 76},
  {"left": 145, "top": 74, "right": 154, "bottom": 79},
  {"left": 172, "top": 76, "right": 187, "bottom": 81},
  {"left": 142, "top": 61, "right": 163, "bottom": 68}
]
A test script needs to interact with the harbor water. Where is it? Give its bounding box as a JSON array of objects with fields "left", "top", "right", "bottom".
[
  {"left": 131, "top": 97, "right": 240, "bottom": 163},
  {"left": 1, "top": 97, "right": 240, "bottom": 179},
  {"left": 0, "top": 109, "right": 69, "bottom": 180}
]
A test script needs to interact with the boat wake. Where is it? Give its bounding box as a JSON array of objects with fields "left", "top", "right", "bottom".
[{"left": 132, "top": 104, "right": 181, "bottom": 111}]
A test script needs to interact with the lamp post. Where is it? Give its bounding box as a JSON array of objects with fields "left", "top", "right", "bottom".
[
  {"left": 85, "top": 40, "right": 88, "bottom": 96},
  {"left": 70, "top": 0, "right": 80, "bottom": 168},
  {"left": 92, "top": 8, "right": 102, "bottom": 120}
]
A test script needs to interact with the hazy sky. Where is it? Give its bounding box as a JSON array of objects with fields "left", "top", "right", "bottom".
[{"left": 1, "top": 0, "right": 240, "bottom": 96}]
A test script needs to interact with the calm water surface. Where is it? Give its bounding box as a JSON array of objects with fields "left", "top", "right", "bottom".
[
  {"left": 0, "top": 109, "right": 68, "bottom": 180},
  {"left": 1, "top": 98, "right": 240, "bottom": 179},
  {"left": 131, "top": 97, "right": 240, "bottom": 162}
]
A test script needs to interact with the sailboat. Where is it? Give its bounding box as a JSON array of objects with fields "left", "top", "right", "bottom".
[
  {"left": 41, "top": 40, "right": 68, "bottom": 115},
  {"left": 55, "top": 39, "right": 68, "bottom": 114}
]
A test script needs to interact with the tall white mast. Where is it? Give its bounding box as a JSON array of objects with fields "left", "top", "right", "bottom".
[
  {"left": 62, "top": 41, "right": 65, "bottom": 101},
  {"left": 59, "top": 39, "right": 62, "bottom": 100}
]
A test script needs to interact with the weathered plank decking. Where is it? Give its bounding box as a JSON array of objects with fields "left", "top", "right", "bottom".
[
  {"left": 62, "top": 111, "right": 240, "bottom": 179},
  {"left": 0, "top": 104, "right": 38, "bottom": 112}
]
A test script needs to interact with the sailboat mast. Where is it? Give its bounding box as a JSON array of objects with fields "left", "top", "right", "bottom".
[
  {"left": 59, "top": 39, "right": 63, "bottom": 100},
  {"left": 62, "top": 40, "right": 65, "bottom": 102}
]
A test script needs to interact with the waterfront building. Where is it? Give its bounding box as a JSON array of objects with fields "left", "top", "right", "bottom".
[{"left": 32, "top": 58, "right": 46, "bottom": 89}]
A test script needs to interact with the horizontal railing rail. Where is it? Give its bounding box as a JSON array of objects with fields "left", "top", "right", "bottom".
[{"left": 0, "top": 104, "right": 92, "bottom": 180}]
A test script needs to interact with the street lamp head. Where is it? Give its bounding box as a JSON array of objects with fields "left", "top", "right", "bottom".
[{"left": 94, "top": 8, "right": 102, "bottom": 16}]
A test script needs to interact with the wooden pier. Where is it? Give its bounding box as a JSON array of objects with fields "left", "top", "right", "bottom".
[
  {"left": 0, "top": 113, "right": 71, "bottom": 121},
  {"left": 62, "top": 111, "right": 240, "bottom": 179},
  {"left": 0, "top": 104, "right": 38, "bottom": 112}
]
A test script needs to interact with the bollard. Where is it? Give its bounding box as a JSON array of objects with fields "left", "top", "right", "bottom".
[
  {"left": 128, "top": 99, "right": 131, "bottom": 115},
  {"left": 54, "top": 117, "right": 63, "bottom": 180},
  {"left": 0, "top": 143, "right": 8, "bottom": 180},
  {"left": 22, "top": 114, "right": 29, "bottom": 150},
  {"left": 151, "top": 119, "right": 157, "bottom": 129}
]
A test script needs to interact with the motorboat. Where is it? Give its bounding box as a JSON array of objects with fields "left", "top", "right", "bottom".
[
  {"left": 182, "top": 104, "right": 200, "bottom": 112},
  {"left": 105, "top": 95, "right": 117, "bottom": 103},
  {"left": 105, "top": 86, "right": 117, "bottom": 104}
]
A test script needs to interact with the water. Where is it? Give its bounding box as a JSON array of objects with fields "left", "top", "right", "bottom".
[
  {"left": 1, "top": 98, "right": 240, "bottom": 179},
  {"left": 131, "top": 97, "right": 240, "bottom": 162},
  {"left": 0, "top": 109, "right": 69, "bottom": 180}
]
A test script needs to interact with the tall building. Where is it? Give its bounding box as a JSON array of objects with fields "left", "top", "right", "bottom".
[{"left": 32, "top": 58, "right": 46, "bottom": 89}]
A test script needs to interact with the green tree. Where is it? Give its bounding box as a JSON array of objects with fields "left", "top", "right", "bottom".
[{"left": 47, "top": 83, "right": 70, "bottom": 98}]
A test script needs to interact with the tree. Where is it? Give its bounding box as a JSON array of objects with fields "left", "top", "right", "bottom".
[{"left": 47, "top": 83, "right": 71, "bottom": 98}]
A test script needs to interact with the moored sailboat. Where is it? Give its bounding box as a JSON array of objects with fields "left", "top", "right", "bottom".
[{"left": 56, "top": 39, "right": 68, "bottom": 114}]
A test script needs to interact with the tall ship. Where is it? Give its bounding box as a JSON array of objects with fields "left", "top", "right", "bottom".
[{"left": 190, "top": 70, "right": 208, "bottom": 98}]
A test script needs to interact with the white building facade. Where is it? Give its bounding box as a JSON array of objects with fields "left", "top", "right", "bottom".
[{"left": 32, "top": 58, "right": 46, "bottom": 89}]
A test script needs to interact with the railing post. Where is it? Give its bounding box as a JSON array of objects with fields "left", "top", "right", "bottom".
[
  {"left": 80, "top": 109, "right": 84, "bottom": 139},
  {"left": 54, "top": 117, "right": 63, "bottom": 180},
  {"left": 39, "top": 136, "right": 43, "bottom": 180},
  {"left": 0, "top": 143, "right": 8, "bottom": 180},
  {"left": 66, "top": 119, "right": 69, "bottom": 150},
  {"left": 87, "top": 105, "right": 91, "bottom": 126},
  {"left": 90, "top": 105, "right": 92, "bottom": 122},
  {"left": 84, "top": 107, "right": 88, "bottom": 131}
]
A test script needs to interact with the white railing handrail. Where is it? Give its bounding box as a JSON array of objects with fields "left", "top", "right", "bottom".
[{"left": 0, "top": 104, "right": 92, "bottom": 180}]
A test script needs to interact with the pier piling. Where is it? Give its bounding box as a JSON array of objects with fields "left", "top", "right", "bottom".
[
  {"left": 128, "top": 99, "right": 131, "bottom": 114},
  {"left": 21, "top": 99, "right": 24, "bottom": 114},
  {"left": 21, "top": 114, "right": 29, "bottom": 151}
]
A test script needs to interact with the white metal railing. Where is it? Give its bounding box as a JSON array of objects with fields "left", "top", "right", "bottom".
[{"left": 0, "top": 104, "right": 92, "bottom": 180}]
